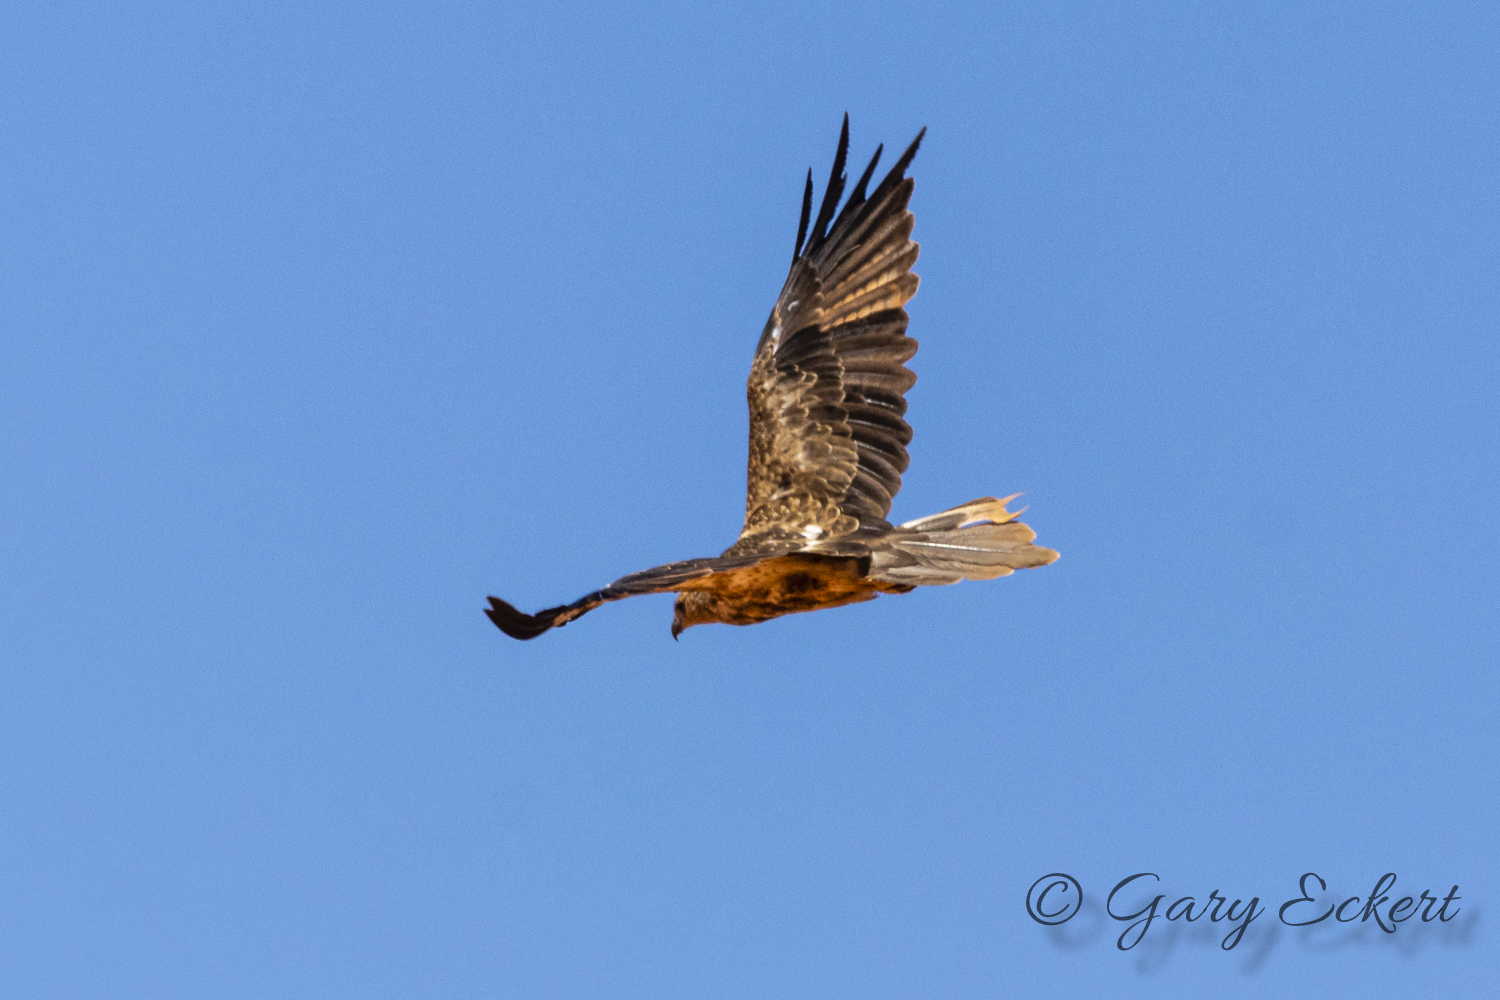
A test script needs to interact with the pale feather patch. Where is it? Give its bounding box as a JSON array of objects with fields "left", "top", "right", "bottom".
[
  {"left": 899, "top": 494, "right": 1025, "bottom": 530},
  {"left": 958, "top": 494, "right": 1025, "bottom": 527}
]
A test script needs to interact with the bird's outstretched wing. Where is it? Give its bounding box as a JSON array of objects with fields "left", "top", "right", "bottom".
[
  {"left": 484, "top": 552, "right": 778, "bottom": 640},
  {"left": 737, "top": 117, "right": 925, "bottom": 555}
]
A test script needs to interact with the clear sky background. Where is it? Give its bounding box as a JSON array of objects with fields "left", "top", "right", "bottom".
[{"left": 3, "top": 1, "right": 1495, "bottom": 996}]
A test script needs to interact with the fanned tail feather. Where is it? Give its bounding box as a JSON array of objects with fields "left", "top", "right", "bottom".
[
  {"left": 899, "top": 494, "right": 1025, "bottom": 531},
  {"left": 872, "top": 495, "right": 1058, "bottom": 585}
]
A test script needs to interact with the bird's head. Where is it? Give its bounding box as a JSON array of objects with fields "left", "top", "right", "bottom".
[{"left": 671, "top": 591, "right": 716, "bottom": 640}]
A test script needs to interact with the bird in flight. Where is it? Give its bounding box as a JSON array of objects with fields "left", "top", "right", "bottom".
[{"left": 487, "top": 117, "right": 1058, "bottom": 640}]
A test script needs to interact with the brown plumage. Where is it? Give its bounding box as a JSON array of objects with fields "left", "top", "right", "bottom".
[{"left": 486, "top": 117, "right": 1058, "bottom": 641}]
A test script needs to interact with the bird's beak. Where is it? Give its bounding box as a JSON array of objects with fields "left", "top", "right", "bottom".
[{"left": 671, "top": 620, "right": 683, "bottom": 641}]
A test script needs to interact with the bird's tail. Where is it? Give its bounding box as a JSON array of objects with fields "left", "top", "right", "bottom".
[{"left": 869, "top": 495, "right": 1058, "bottom": 586}]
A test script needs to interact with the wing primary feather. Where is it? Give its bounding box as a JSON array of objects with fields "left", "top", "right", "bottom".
[
  {"left": 485, "top": 595, "right": 579, "bottom": 640},
  {"left": 866, "top": 127, "right": 925, "bottom": 205},
  {"left": 808, "top": 113, "right": 850, "bottom": 250},
  {"left": 851, "top": 143, "right": 882, "bottom": 204},
  {"left": 829, "top": 142, "right": 882, "bottom": 234},
  {"left": 793, "top": 168, "right": 813, "bottom": 262}
]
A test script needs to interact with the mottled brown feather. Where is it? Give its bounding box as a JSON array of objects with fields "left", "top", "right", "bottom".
[{"left": 738, "top": 128, "right": 925, "bottom": 551}]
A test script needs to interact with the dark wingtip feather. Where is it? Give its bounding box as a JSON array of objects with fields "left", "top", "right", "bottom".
[
  {"left": 808, "top": 114, "right": 850, "bottom": 250},
  {"left": 828, "top": 142, "right": 883, "bottom": 235},
  {"left": 793, "top": 168, "right": 813, "bottom": 261},
  {"left": 850, "top": 142, "right": 883, "bottom": 205},
  {"left": 888, "top": 127, "right": 926, "bottom": 185},
  {"left": 485, "top": 595, "right": 553, "bottom": 641}
]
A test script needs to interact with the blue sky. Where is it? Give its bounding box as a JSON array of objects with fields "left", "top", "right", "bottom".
[{"left": 3, "top": 1, "right": 1495, "bottom": 996}]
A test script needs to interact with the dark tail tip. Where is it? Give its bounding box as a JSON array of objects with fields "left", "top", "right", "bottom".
[{"left": 485, "top": 596, "right": 554, "bottom": 641}]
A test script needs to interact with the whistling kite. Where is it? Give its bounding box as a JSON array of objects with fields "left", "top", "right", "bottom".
[{"left": 487, "top": 118, "right": 1058, "bottom": 640}]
